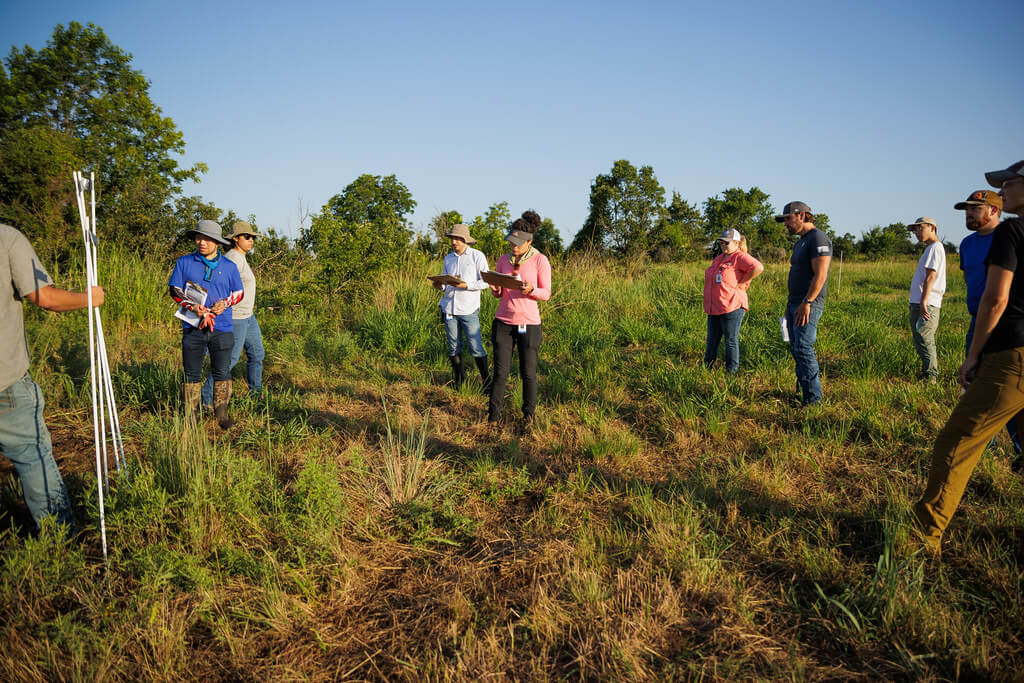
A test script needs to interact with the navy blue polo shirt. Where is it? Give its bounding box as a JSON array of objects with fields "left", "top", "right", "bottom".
[
  {"left": 168, "top": 251, "right": 243, "bottom": 332},
  {"left": 787, "top": 228, "right": 832, "bottom": 305}
]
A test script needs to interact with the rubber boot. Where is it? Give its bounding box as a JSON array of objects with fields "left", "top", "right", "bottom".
[
  {"left": 448, "top": 355, "right": 465, "bottom": 388},
  {"left": 474, "top": 355, "right": 491, "bottom": 394},
  {"left": 213, "top": 380, "right": 234, "bottom": 430},
  {"left": 183, "top": 382, "right": 202, "bottom": 422}
]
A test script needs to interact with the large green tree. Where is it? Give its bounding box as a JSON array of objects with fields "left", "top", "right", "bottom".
[
  {"left": 570, "top": 160, "right": 667, "bottom": 256},
  {"left": 647, "top": 192, "right": 705, "bottom": 261},
  {"left": 470, "top": 201, "right": 512, "bottom": 262},
  {"left": 303, "top": 174, "right": 416, "bottom": 290},
  {"left": 702, "top": 187, "right": 785, "bottom": 257},
  {"left": 532, "top": 216, "right": 564, "bottom": 258},
  {"left": 858, "top": 222, "right": 915, "bottom": 259},
  {"left": 1, "top": 22, "right": 206, "bottom": 253}
]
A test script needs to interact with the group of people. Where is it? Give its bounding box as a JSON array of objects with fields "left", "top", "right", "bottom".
[
  {"left": 3, "top": 160, "right": 1024, "bottom": 558},
  {"left": 913, "top": 159, "right": 1024, "bottom": 552},
  {"left": 433, "top": 210, "right": 552, "bottom": 430},
  {"left": 700, "top": 200, "right": 832, "bottom": 405},
  {"left": 168, "top": 220, "right": 265, "bottom": 430}
]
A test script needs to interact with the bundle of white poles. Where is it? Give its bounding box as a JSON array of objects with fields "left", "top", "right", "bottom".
[{"left": 72, "top": 170, "right": 125, "bottom": 561}]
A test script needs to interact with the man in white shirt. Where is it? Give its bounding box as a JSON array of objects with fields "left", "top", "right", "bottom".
[
  {"left": 908, "top": 217, "right": 947, "bottom": 381},
  {"left": 433, "top": 224, "right": 490, "bottom": 389}
]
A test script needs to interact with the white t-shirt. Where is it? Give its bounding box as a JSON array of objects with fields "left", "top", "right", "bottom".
[{"left": 909, "top": 241, "right": 946, "bottom": 308}]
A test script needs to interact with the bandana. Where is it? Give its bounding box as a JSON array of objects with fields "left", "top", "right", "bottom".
[
  {"left": 198, "top": 251, "right": 221, "bottom": 282},
  {"left": 510, "top": 246, "right": 538, "bottom": 275}
]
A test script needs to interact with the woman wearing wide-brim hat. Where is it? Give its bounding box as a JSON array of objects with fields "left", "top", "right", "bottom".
[
  {"left": 167, "top": 220, "right": 244, "bottom": 429},
  {"left": 201, "top": 221, "right": 265, "bottom": 408}
]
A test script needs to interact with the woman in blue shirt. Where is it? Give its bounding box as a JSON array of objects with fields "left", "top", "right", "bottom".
[{"left": 168, "top": 220, "right": 243, "bottom": 429}]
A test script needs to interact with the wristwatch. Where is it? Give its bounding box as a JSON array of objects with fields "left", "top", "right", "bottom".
[{"left": 804, "top": 297, "right": 813, "bottom": 304}]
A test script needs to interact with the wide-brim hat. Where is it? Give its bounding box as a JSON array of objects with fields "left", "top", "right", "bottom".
[
  {"left": 774, "top": 201, "right": 812, "bottom": 223},
  {"left": 188, "top": 219, "right": 231, "bottom": 246},
  {"left": 444, "top": 223, "right": 476, "bottom": 244},
  {"left": 227, "top": 220, "right": 260, "bottom": 240}
]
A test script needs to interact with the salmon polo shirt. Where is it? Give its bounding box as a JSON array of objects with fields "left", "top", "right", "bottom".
[{"left": 703, "top": 250, "right": 762, "bottom": 316}]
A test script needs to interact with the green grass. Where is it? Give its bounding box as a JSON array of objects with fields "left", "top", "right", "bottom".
[{"left": 1, "top": 249, "right": 1022, "bottom": 680}]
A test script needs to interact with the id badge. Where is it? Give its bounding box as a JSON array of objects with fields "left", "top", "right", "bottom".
[
  {"left": 715, "top": 273, "right": 722, "bottom": 284},
  {"left": 518, "top": 324, "right": 527, "bottom": 334}
]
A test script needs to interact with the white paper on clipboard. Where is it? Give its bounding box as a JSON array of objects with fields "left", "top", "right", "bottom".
[{"left": 174, "top": 280, "right": 209, "bottom": 327}]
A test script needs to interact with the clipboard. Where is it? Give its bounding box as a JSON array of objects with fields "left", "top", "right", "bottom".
[
  {"left": 173, "top": 280, "right": 208, "bottom": 327},
  {"left": 480, "top": 270, "right": 526, "bottom": 290},
  {"left": 428, "top": 274, "right": 465, "bottom": 286}
]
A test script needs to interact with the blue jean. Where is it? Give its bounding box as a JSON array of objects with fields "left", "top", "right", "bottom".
[
  {"left": 182, "top": 327, "right": 233, "bottom": 384},
  {"left": 966, "top": 314, "right": 1022, "bottom": 453},
  {"left": 202, "top": 316, "right": 265, "bottom": 405},
  {"left": 0, "top": 373, "right": 74, "bottom": 530},
  {"left": 441, "top": 310, "right": 486, "bottom": 358},
  {"left": 785, "top": 301, "right": 824, "bottom": 405},
  {"left": 704, "top": 308, "right": 746, "bottom": 373}
]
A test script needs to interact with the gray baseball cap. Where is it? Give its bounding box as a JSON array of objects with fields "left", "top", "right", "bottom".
[
  {"left": 774, "top": 201, "right": 812, "bottom": 223},
  {"left": 506, "top": 229, "right": 532, "bottom": 246},
  {"left": 985, "top": 160, "right": 1024, "bottom": 189}
]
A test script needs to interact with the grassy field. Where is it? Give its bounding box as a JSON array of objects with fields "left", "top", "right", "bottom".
[{"left": 2, "top": 249, "right": 1022, "bottom": 680}]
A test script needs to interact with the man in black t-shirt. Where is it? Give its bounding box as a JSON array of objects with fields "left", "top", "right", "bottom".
[
  {"left": 914, "top": 160, "right": 1024, "bottom": 552},
  {"left": 778, "top": 201, "right": 832, "bottom": 405}
]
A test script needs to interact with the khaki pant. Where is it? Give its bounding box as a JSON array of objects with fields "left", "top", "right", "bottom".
[{"left": 914, "top": 346, "right": 1024, "bottom": 544}]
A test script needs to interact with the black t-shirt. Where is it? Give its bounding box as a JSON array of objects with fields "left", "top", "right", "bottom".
[
  {"left": 983, "top": 217, "right": 1024, "bottom": 354},
  {"left": 787, "top": 228, "right": 832, "bottom": 304}
]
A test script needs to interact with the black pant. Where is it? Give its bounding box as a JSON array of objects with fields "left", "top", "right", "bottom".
[
  {"left": 182, "top": 328, "right": 234, "bottom": 383},
  {"left": 489, "top": 320, "right": 542, "bottom": 420}
]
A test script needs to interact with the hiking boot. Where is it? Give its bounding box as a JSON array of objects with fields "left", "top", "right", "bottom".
[
  {"left": 474, "top": 355, "right": 491, "bottom": 394},
  {"left": 516, "top": 414, "right": 534, "bottom": 436},
  {"left": 448, "top": 355, "right": 465, "bottom": 388},
  {"left": 213, "top": 380, "right": 234, "bottom": 430}
]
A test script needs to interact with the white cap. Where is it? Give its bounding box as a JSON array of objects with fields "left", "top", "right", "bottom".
[{"left": 718, "top": 229, "right": 742, "bottom": 242}]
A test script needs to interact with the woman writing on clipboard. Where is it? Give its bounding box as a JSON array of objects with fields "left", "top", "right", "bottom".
[{"left": 486, "top": 210, "right": 552, "bottom": 430}]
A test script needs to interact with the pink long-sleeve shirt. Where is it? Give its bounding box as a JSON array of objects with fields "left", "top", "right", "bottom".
[{"left": 492, "top": 251, "right": 552, "bottom": 325}]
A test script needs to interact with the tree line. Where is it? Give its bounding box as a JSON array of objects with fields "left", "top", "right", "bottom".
[{"left": 2, "top": 23, "right": 952, "bottom": 294}]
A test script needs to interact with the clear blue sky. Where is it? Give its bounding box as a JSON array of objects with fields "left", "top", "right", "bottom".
[{"left": 4, "top": 0, "right": 1023, "bottom": 247}]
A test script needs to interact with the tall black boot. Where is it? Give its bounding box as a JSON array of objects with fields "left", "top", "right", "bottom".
[
  {"left": 448, "top": 355, "right": 464, "bottom": 388},
  {"left": 474, "top": 356, "right": 491, "bottom": 394}
]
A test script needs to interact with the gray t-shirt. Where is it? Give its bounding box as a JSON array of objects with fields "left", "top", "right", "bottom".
[
  {"left": 225, "top": 249, "right": 255, "bottom": 319},
  {"left": 787, "top": 227, "right": 832, "bottom": 304},
  {"left": 1, "top": 224, "right": 54, "bottom": 390}
]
